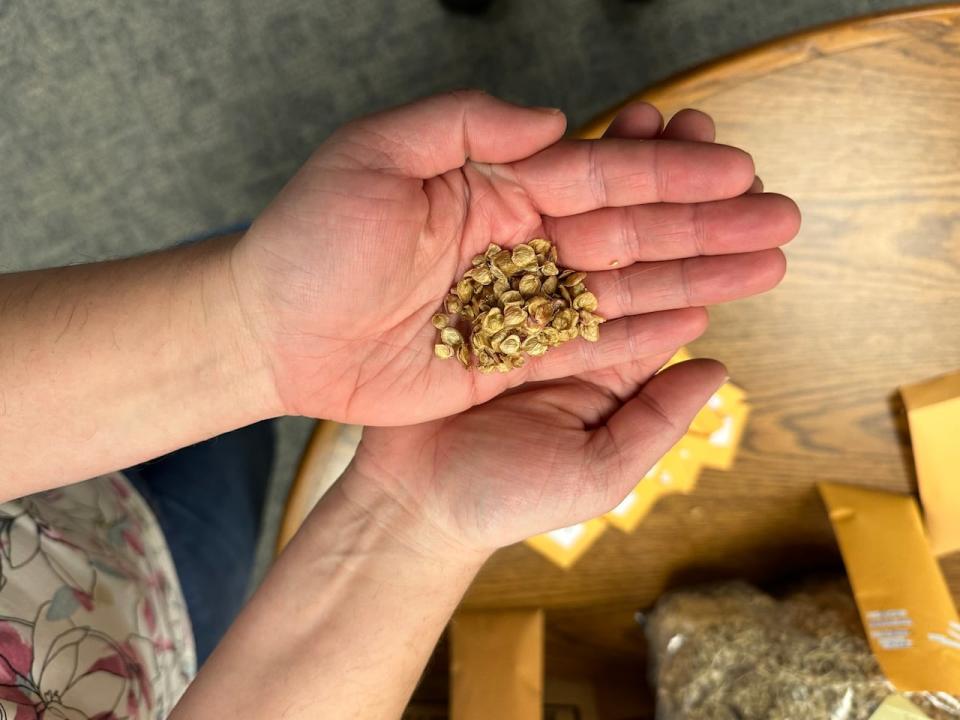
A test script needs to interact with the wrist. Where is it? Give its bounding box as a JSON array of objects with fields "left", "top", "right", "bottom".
[
  {"left": 330, "top": 463, "right": 493, "bottom": 573},
  {"left": 186, "top": 235, "right": 285, "bottom": 422}
]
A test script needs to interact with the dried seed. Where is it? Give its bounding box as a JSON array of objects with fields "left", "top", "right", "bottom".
[
  {"left": 579, "top": 310, "right": 604, "bottom": 326},
  {"left": 540, "top": 327, "right": 561, "bottom": 345},
  {"left": 471, "top": 331, "right": 491, "bottom": 351},
  {"left": 503, "top": 305, "right": 526, "bottom": 327},
  {"left": 456, "top": 279, "right": 474, "bottom": 303},
  {"left": 444, "top": 294, "right": 462, "bottom": 314},
  {"left": 494, "top": 250, "right": 520, "bottom": 277},
  {"left": 581, "top": 324, "right": 600, "bottom": 342},
  {"left": 525, "top": 295, "right": 549, "bottom": 313},
  {"left": 499, "top": 334, "right": 521, "bottom": 355},
  {"left": 573, "top": 291, "right": 598, "bottom": 311},
  {"left": 523, "top": 316, "right": 544, "bottom": 335},
  {"left": 518, "top": 274, "right": 541, "bottom": 298},
  {"left": 482, "top": 307, "right": 504, "bottom": 334},
  {"left": 532, "top": 303, "right": 554, "bottom": 325},
  {"left": 526, "top": 341, "right": 548, "bottom": 356},
  {"left": 499, "top": 290, "right": 523, "bottom": 307},
  {"left": 511, "top": 244, "right": 537, "bottom": 269},
  {"left": 552, "top": 308, "right": 579, "bottom": 331},
  {"left": 440, "top": 327, "right": 464, "bottom": 347},
  {"left": 472, "top": 266, "right": 493, "bottom": 285},
  {"left": 435, "top": 344, "right": 454, "bottom": 359},
  {"left": 529, "top": 238, "right": 551, "bottom": 255},
  {"left": 432, "top": 237, "right": 599, "bottom": 370},
  {"left": 489, "top": 328, "right": 509, "bottom": 350}
]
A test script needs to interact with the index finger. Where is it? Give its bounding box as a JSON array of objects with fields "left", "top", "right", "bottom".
[{"left": 506, "top": 138, "right": 755, "bottom": 217}]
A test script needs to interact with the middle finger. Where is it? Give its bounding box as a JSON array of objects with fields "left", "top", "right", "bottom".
[
  {"left": 588, "top": 248, "right": 787, "bottom": 320},
  {"left": 544, "top": 192, "right": 800, "bottom": 269}
]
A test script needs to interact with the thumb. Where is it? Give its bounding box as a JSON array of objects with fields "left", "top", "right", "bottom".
[
  {"left": 591, "top": 358, "right": 727, "bottom": 508},
  {"left": 325, "top": 89, "right": 567, "bottom": 178}
]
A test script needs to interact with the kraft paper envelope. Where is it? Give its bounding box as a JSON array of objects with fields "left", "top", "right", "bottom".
[
  {"left": 450, "top": 609, "right": 544, "bottom": 720},
  {"left": 900, "top": 370, "right": 960, "bottom": 556},
  {"left": 820, "top": 482, "right": 960, "bottom": 692}
]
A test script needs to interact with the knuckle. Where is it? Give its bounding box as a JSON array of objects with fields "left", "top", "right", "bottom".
[
  {"left": 586, "top": 141, "right": 607, "bottom": 207},
  {"left": 688, "top": 203, "right": 708, "bottom": 257}
]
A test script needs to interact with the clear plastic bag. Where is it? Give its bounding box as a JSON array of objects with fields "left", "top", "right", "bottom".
[{"left": 646, "top": 580, "right": 960, "bottom": 720}]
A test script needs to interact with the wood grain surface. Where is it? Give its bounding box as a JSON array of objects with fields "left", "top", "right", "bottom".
[
  {"left": 468, "top": 1, "right": 960, "bottom": 610},
  {"left": 288, "top": 6, "right": 960, "bottom": 717},
  {"left": 471, "top": 5, "right": 960, "bottom": 715}
]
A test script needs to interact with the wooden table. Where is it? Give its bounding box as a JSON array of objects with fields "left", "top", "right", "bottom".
[{"left": 285, "top": 6, "right": 960, "bottom": 718}]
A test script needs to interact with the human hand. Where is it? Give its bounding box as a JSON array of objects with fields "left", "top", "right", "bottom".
[
  {"left": 345, "top": 357, "right": 725, "bottom": 553},
  {"left": 232, "top": 91, "right": 798, "bottom": 424}
]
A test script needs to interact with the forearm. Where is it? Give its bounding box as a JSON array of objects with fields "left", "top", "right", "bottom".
[
  {"left": 172, "top": 467, "right": 488, "bottom": 719},
  {"left": 0, "top": 235, "right": 279, "bottom": 498}
]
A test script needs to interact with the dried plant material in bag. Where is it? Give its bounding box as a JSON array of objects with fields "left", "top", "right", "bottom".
[{"left": 647, "top": 580, "right": 960, "bottom": 720}]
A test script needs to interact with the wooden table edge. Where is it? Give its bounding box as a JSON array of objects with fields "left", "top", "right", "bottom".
[{"left": 577, "top": 2, "right": 960, "bottom": 138}]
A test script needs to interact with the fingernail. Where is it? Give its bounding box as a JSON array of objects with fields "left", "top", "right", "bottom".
[{"left": 532, "top": 106, "right": 564, "bottom": 115}]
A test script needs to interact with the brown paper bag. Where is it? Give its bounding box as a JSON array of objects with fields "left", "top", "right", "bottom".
[{"left": 450, "top": 609, "right": 544, "bottom": 720}]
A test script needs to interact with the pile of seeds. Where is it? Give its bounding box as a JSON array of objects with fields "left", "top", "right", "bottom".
[{"left": 432, "top": 238, "right": 603, "bottom": 373}]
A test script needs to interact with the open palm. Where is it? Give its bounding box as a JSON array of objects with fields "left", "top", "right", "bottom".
[
  {"left": 349, "top": 356, "right": 725, "bottom": 551},
  {"left": 232, "top": 91, "right": 797, "bottom": 425}
]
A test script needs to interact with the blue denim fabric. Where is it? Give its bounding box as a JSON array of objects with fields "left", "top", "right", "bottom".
[{"left": 124, "top": 420, "right": 275, "bottom": 667}]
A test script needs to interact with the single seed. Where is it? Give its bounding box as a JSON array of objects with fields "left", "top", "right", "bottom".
[
  {"left": 499, "top": 290, "right": 524, "bottom": 307},
  {"left": 519, "top": 274, "right": 541, "bottom": 298},
  {"left": 440, "top": 327, "right": 464, "bottom": 347},
  {"left": 499, "top": 335, "right": 521, "bottom": 355},
  {"left": 573, "top": 291, "right": 598, "bottom": 311},
  {"left": 503, "top": 305, "right": 526, "bottom": 327},
  {"left": 456, "top": 279, "right": 474, "bottom": 303},
  {"left": 482, "top": 307, "right": 504, "bottom": 334}
]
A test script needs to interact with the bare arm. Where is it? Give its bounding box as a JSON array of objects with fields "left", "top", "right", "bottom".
[
  {"left": 0, "top": 92, "right": 793, "bottom": 499},
  {"left": 0, "top": 236, "right": 279, "bottom": 499},
  {"left": 170, "top": 467, "right": 488, "bottom": 719},
  {"left": 169, "top": 358, "right": 731, "bottom": 719}
]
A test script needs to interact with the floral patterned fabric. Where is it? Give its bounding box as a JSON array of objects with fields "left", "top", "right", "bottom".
[{"left": 0, "top": 473, "right": 195, "bottom": 719}]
